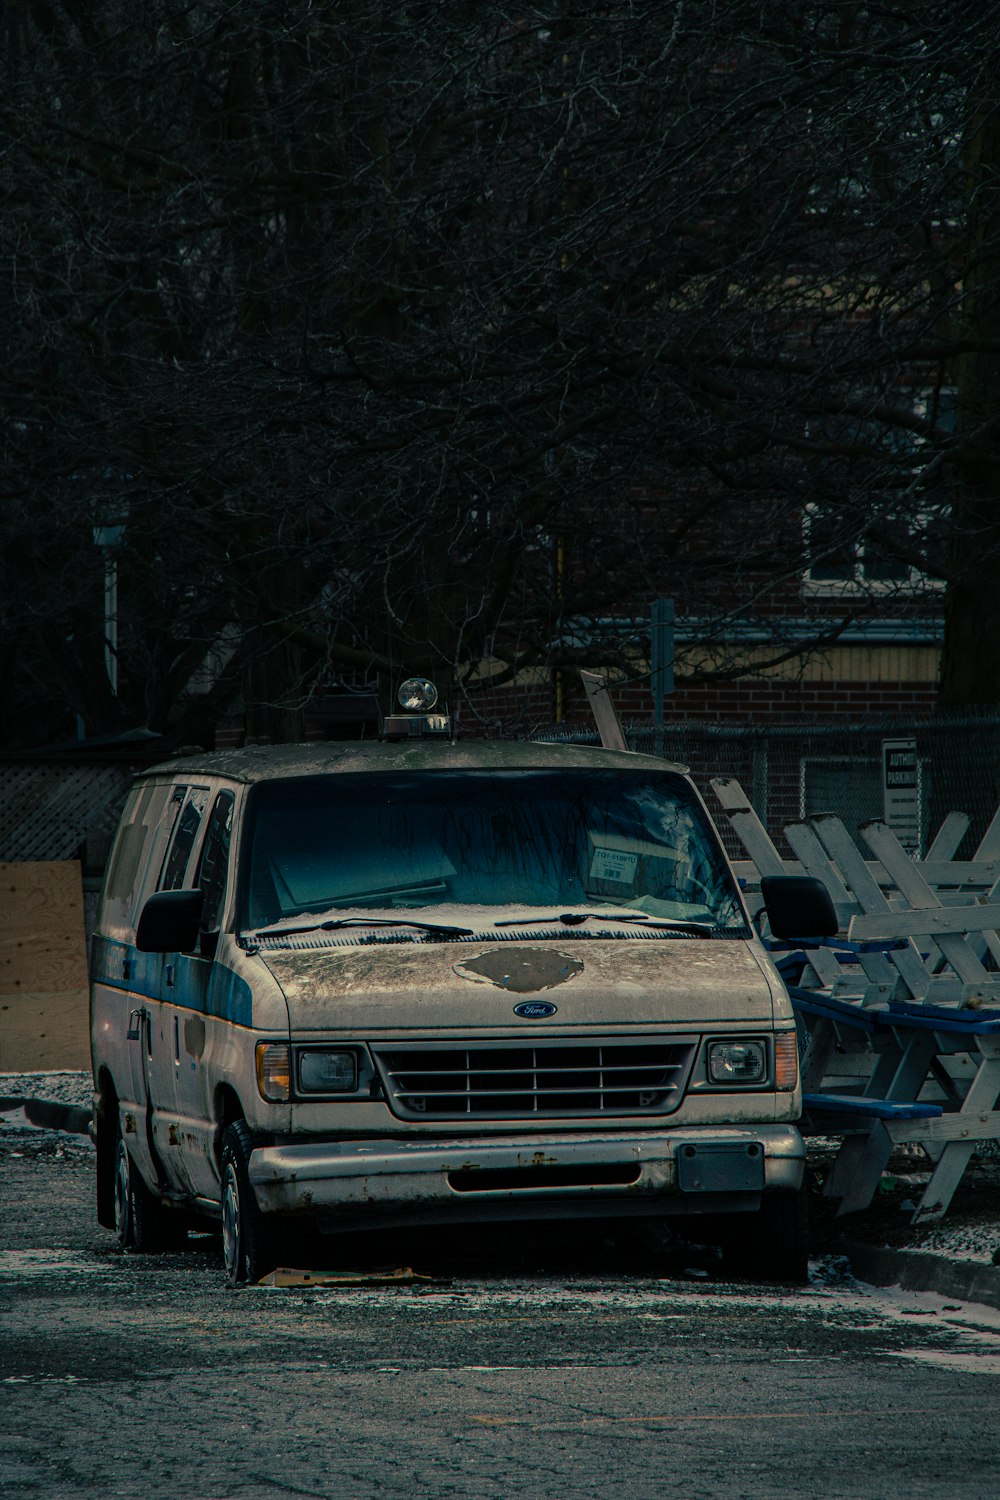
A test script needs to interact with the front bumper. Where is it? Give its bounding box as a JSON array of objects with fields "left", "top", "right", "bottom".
[{"left": 248, "top": 1125, "right": 805, "bottom": 1231}]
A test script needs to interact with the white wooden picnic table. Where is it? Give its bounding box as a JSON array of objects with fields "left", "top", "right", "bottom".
[
  {"left": 710, "top": 778, "right": 1000, "bottom": 1222},
  {"left": 812, "top": 1002, "right": 1000, "bottom": 1222}
]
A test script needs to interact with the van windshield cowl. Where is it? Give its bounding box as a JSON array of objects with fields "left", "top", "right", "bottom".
[
  {"left": 239, "top": 767, "right": 749, "bottom": 939},
  {"left": 247, "top": 915, "right": 476, "bottom": 942}
]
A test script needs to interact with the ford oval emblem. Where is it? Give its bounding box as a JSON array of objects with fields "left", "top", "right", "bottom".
[{"left": 513, "top": 1000, "right": 558, "bottom": 1019}]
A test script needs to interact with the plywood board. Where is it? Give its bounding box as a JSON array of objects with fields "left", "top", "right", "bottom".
[
  {"left": 0, "top": 988, "right": 90, "bottom": 1071},
  {"left": 0, "top": 861, "right": 90, "bottom": 1070},
  {"left": 1, "top": 860, "right": 89, "bottom": 995}
]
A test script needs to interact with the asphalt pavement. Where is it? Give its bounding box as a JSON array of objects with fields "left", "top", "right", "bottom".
[{"left": 4, "top": 1112, "right": 1000, "bottom": 1500}]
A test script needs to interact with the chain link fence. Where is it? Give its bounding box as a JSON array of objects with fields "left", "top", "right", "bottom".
[
  {"left": 5, "top": 712, "right": 1000, "bottom": 880},
  {"left": 539, "top": 713, "right": 1000, "bottom": 861}
]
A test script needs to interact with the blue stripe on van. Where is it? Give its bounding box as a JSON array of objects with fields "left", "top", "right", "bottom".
[{"left": 90, "top": 936, "right": 253, "bottom": 1027}]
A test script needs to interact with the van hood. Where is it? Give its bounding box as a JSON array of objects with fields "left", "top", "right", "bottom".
[{"left": 256, "top": 936, "right": 780, "bottom": 1034}]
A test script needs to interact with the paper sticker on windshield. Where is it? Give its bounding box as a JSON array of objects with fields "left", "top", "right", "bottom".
[{"left": 590, "top": 848, "right": 638, "bottom": 886}]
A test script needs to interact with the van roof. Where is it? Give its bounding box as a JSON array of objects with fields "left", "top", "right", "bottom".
[{"left": 142, "top": 738, "right": 689, "bottom": 786}]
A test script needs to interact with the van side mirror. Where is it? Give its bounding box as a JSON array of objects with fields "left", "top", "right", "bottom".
[
  {"left": 760, "top": 875, "right": 839, "bottom": 941},
  {"left": 135, "top": 889, "right": 206, "bottom": 953}
]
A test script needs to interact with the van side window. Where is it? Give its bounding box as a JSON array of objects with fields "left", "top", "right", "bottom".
[
  {"left": 195, "top": 791, "right": 235, "bottom": 932},
  {"left": 100, "top": 784, "right": 186, "bottom": 941},
  {"left": 106, "top": 787, "right": 154, "bottom": 905},
  {"left": 160, "top": 787, "right": 210, "bottom": 891}
]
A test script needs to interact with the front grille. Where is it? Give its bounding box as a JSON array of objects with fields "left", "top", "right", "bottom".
[{"left": 371, "top": 1038, "right": 696, "bottom": 1120}]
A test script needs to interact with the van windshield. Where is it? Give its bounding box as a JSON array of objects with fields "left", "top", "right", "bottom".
[{"left": 241, "top": 769, "right": 747, "bottom": 935}]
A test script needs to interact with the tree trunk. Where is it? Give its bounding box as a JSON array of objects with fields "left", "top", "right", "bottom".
[
  {"left": 940, "top": 79, "right": 1000, "bottom": 709},
  {"left": 933, "top": 76, "right": 1000, "bottom": 848}
]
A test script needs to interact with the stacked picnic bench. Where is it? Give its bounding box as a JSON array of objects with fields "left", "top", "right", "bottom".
[{"left": 711, "top": 777, "right": 1000, "bottom": 1225}]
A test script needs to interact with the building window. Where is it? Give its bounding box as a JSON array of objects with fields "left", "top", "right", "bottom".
[
  {"left": 803, "top": 501, "right": 949, "bottom": 595},
  {"left": 802, "top": 388, "right": 953, "bottom": 595}
]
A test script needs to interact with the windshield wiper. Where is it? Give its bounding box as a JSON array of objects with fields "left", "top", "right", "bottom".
[
  {"left": 247, "top": 916, "right": 473, "bottom": 941},
  {"left": 493, "top": 912, "right": 716, "bottom": 936}
]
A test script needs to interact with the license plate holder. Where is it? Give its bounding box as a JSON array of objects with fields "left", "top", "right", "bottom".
[{"left": 676, "top": 1142, "right": 765, "bottom": 1193}]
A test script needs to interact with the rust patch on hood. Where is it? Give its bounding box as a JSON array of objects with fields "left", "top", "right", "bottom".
[{"left": 454, "top": 946, "right": 584, "bottom": 993}]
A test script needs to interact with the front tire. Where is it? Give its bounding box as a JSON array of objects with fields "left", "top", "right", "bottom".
[
  {"left": 725, "top": 1188, "right": 809, "bottom": 1284},
  {"left": 220, "top": 1120, "right": 279, "bottom": 1287}
]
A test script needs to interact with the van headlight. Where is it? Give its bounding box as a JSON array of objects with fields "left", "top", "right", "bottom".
[
  {"left": 707, "top": 1040, "right": 767, "bottom": 1085},
  {"left": 297, "top": 1049, "right": 359, "bottom": 1094}
]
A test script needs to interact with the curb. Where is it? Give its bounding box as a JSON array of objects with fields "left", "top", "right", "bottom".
[
  {"left": 0, "top": 1097, "right": 92, "bottom": 1137},
  {"left": 841, "top": 1238, "right": 1000, "bottom": 1313}
]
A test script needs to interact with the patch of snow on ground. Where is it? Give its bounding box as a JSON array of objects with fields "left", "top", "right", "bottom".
[
  {"left": 0, "top": 1071, "right": 92, "bottom": 1109},
  {"left": 910, "top": 1222, "right": 1000, "bottom": 1266}
]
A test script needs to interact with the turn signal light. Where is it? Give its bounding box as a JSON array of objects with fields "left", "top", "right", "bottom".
[
  {"left": 255, "top": 1042, "right": 291, "bottom": 1102},
  {"left": 774, "top": 1031, "right": 799, "bottom": 1092}
]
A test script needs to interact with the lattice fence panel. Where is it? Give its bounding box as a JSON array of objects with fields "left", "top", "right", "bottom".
[{"left": 0, "top": 763, "right": 137, "bottom": 863}]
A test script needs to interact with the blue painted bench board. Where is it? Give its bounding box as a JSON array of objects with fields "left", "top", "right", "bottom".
[
  {"left": 885, "top": 998, "right": 1000, "bottom": 1034},
  {"left": 802, "top": 1092, "right": 943, "bottom": 1121},
  {"left": 788, "top": 985, "right": 1000, "bottom": 1037},
  {"left": 786, "top": 986, "right": 881, "bottom": 1032}
]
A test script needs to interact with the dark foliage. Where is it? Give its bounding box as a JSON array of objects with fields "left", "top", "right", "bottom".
[{"left": 2, "top": 2, "right": 998, "bottom": 744}]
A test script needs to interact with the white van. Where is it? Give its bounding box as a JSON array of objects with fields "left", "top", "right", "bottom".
[{"left": 90, "top": 717, "right": 812, "bottom": 1285}]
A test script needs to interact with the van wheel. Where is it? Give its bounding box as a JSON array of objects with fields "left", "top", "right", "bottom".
[
  {"left": 221, "top": 1121, "right": 278, "bottom": 1287},
  {"left": 724, "top": 1188, "right": 809, "bottom": 1284},
  {"left": 114, "top": 1134, "right": 184, "bottom": 1252}
]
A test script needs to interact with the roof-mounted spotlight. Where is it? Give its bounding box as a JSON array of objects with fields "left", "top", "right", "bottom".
[
  {"left": 397, "top": 677, "right": 438, "bottom": 712},
  {"left": 382, "top": 678, "right": 452, "bottom": 740}
]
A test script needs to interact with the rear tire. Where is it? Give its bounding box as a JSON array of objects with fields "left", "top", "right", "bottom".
[
  {"left": 220, "top": 1120, "right": 279, "bottom": 1287},
  {"left": 95, "top": 1094, "right": 117, "bottom": 1230},
  {"left": 114, "top": 1133, "right": 185, "bottom": 1252},
  {"left": 724, "top": 1188, "right": 809, "bottom": 1284}
]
